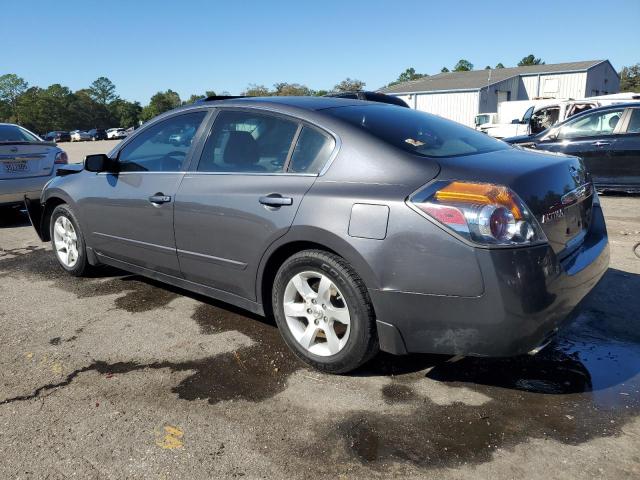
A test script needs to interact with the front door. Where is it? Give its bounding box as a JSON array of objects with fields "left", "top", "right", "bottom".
[
  {"left": 81, "top": 110, "right": 209, "bottom": 275},
  {"left": 174, "top": 109, "right": 336, "bottom": 300}
]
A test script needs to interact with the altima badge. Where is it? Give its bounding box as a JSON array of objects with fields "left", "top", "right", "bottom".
[{"left": 542, "top": 209, "right": 565, "bottom": 223}]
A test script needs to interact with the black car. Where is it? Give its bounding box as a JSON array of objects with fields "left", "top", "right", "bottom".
[
  {"left": 504, "top": 103, "right": 640, "bottom": 193},
  {"left": 43, "top": 131, "right": 71, "bottom": 142},
  {"left": 87, "top": 128, "right": 108, "bottom": 141},
  {"left": 324, "top": 91, "right": 409, "bottom": 107}
]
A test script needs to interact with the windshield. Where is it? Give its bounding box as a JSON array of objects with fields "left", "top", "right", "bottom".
[
  {"left": 0, "top": 124, "right": 41, "bottom": 143},
  {"left": 327, "top": 104, "right": 508, "bottom": 158}
]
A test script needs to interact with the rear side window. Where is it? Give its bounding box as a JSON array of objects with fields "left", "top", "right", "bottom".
[
  {"left": 327, "top": 104, "right": 508, "bottom": 158},
  {"left": 118, "top": 111, "right": 207, "bottom": 172},
  {"left": 198, "top": 110, "right": 298, "bottom": 173},
  {"left": 0, "top": 125, "right": 39, "bottom": 142},
  {"left": 288, "top": 127, "right": 335, "bottom": 173}
]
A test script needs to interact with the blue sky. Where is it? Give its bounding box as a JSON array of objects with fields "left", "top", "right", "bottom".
[{"left": 1, "top": 0, "right": 638, "bottom": 103}]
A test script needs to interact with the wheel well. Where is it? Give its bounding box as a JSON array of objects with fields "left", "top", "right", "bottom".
[
  {"left": 260, "top": 241, "right": 337, "bottom": 317},
  {"left": 41, "top": 197, "right": 67, "bottom": 241}
]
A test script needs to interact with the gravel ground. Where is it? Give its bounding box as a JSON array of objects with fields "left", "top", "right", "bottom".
[{"left": 0, "top": 146, "right": 639, "bottom": 479}]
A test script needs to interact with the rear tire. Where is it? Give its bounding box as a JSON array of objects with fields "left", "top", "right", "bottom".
[
  {"left": 50, "top": 204, "right": 92, "bottom": 277},
  {"left": 272, "top": 250, "right": 379, "bottom": 374}
]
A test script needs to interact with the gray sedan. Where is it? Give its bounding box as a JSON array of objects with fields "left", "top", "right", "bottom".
[
  {"left": 0, "top": 123, "right": 68, "bottom": 213},
  {"left": 25, "top": 97, "right": 609, "bottom": 373}
]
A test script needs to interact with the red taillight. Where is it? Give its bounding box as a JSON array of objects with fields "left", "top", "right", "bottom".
[{"left": 55, "top": 151, "right": 68, "bottom": 164}]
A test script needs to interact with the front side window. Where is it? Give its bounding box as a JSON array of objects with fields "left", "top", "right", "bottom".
[
  {"left": 117, "top": 111, "right": 207, "bottom": 172},
  {"left": 328, "top": 104, "right": 508, "bottom": 158},
  {"left": 531, "top": 107, "right": 560, "bottom": 134},
  {"left": 197, "top": 110, "right": 298, "bottom": 173},
  {"left": 558, "top": 109, "right": 624, "bottom": 140},
  {"left": 288, "top": 127, "right": 335, "bottom": 173}
]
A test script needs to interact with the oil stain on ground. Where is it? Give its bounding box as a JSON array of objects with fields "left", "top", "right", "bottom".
[
  {"left": 310, "top": 271, "right": 640, "bottom": 470},
  {"left": 0, "top": 247, "right": 179, "bottom": 313}
]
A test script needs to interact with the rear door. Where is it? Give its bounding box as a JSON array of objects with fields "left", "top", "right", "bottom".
[
  {"left": 80, "top": 109, "right": 209, "bottom": 276},
  {"left": 607, "top": 107, "right": 640, "bottom": 190},
  {"left": 174, "top": 109, "right": 336, "bottom": 300}
]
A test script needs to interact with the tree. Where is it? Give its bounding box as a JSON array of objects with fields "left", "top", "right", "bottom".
[
  {"left": 184, "top": 94, "right": 205, "bottom": 104},
  {"left": 109, "top": 99, "right": 142, "bottom": 127},
  {"left": 484, "top": 66, "right": 491, "bottom": 70},
  {"left": 453, "top": 59, "right": 473, "bottom": 72},
  {"left": 273, "top": 82, "right": 312, "bottom": 96},
  {"left": 141, "top": 89, "right": 181, "bottom": 121},
  {"left": 518, "top": 55, "right": 544, "bottom": 66},
  {"left": 619, "top": 64, "right": 640, "bottom": 93},
  {"left": 314, "top": 89, "right": 329, "bottom": 97},
  {"left": 333, "top": 78, "right": 365, "bottom": 92},
  {"left": 0, "top": 74, "right": 28, "bottom": 122},
  {"left": 441, "top": 67, "right": 450, "bottom": 73},
  {"left": 205, "top": 90, "right": 217, "bottom": 97},
  {"left": 89, "top": 77, "right": 117, "bottom": 105},
  {"left": 387, "top": 67, "right": 428, "bottom": 87},
  {"left": 241, "top": 84, "right": 271, "bottom": 96},
  {"left": 495, "top": 62, "right": 505, "bottom": 69}
]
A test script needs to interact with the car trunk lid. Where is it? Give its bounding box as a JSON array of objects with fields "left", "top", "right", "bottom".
[
  {"left": 435, "top": 147, "right": 593, "bottom": 257},
  {"left": 0, "top": 142, "right": 56, "bottom": 180}
]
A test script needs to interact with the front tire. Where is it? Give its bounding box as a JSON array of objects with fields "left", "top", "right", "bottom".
[
  {"left": 50, "top": 204, "right": 92, "bottom": 276},
  {"left": 272, "top": 250, "right": 379, "bottom": 374}
]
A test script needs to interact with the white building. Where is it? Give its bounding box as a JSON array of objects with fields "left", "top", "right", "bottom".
[{"left": 379, "top": 60, "right": 620, "bottom": 127}]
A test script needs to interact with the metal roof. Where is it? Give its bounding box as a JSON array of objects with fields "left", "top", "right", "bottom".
[{"left": 379, "top": 60, "right": 608, "bottom": 94}]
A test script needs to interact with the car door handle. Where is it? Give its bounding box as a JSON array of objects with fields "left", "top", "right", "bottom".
[
  {"left": 259, "top": 195, "right": 293, "bottom": 207},
  {"left": 592, "top": 141, "right": 611, "bottom": 147},
  {"left": 148, "top": 194, "right": 172, "bottom": 204}
]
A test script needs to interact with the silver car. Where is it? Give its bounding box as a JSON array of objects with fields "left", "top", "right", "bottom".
[
  {"left": 25, "top": 97, "right": 609, "bottom": 373},
  {"left": 0, "top": 123, "right": 68, "bottom": 214}
]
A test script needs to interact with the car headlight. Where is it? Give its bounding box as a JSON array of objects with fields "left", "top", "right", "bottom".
[{"left": 409, "top": 180, "right": 547, "bottom": 247}]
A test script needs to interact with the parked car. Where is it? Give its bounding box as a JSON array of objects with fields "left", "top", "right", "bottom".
[
  {"left": 325, "top": 91, "right": 409, "bottom": 107},
  {"left": 70, "top": 130, "right": 91, "bottom": 142},
  {"left": 87, "top": 128, "right": 108, "bottom": 141},
  {"left": 0, "top": 123, "right": 68, "bottom": 213},
  {"left": 504, "top": 103, "right": 640, "bottom": 193},
  {"left": 25, "top": 97, "right": 608, "bottom": 373},
  {"left": 43, "top": 131, "right": 71, "bottom": 142},
  {"left": 107, "top": 128, "right": 127, "bottom": 139}
]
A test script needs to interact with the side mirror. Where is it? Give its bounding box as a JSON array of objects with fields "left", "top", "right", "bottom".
[
  {"left": 84, "top": 154, "right": 112, "bottom": 172},
  {"left": 511, "top": 118, "right": 520, "bottom": 124}
]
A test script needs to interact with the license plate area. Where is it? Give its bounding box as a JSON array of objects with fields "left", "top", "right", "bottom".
[{"left": 3, "top": 160, "right": 29, "bottom": 173}]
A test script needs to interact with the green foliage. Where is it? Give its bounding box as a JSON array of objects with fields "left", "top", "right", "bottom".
[
  {"left": 241, "top": 84, "right": 272, "bottom": 96},
  {"left": 485, "top": 65, "right": 491, "bottom": 70},
  {"left": 89, "top": 77, "right": 118, "bottom": 105},
  {"left": 273, "top": 82, "right": 312, "bottom": 96},
  {"left": 441, "top": 67, "right": 450, "bottom": 73},
  {"left": 386, "top": 67, "right": 428, "bottom": 87},
  {"left": 619, "top": 64, "right": 640, "bottom": 93},
  {"left": 453, "top": 59, "right": 473, "bottom": 72},
  {"left": 333, "top": 78, "right": 366, "bottom": 92},
  {"left": 518, "top": 55, "right": 544, "bottom": 66},
  {"left": 141, "top": 89, "right": 181, "bottom": 121},
  {"left": 495, "top": 62, "right": 505, "bottom": 69},
  {"left": 0, "top": 73, "right": 28, "bottom": 121},
  {"left": 109, "top": 98, "right": 142, "bottom": 128}
]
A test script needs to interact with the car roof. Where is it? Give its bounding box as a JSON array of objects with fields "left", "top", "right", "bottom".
[{"left": 201, "top": 95, "right": 367, "bottom": 111}]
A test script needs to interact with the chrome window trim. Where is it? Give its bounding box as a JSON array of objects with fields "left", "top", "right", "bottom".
[{"left": 96, "top": 171, "right": 318, "bottom": 177}]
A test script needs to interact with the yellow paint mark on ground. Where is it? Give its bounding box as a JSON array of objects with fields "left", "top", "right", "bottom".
[
  {"left": 155, "top": 425, "right": 184, "bottom": 449},
  {"left": 51, "top": 362, "right": 63, "bottom": 375},
  {"left": 25, "top": 352, "right": 34, "bottom": 359}
]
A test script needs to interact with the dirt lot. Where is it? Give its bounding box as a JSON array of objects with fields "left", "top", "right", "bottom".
[
  {"left": 1, "top": 142, "right": 639, "bottom": 479},
  {"left": 59, "top": 139, "right": 122, "bottom": 164}
]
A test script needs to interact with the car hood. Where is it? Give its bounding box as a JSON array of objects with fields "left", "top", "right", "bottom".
[{"left": 502, "top": 134, "right": 535, "bottom": 144}]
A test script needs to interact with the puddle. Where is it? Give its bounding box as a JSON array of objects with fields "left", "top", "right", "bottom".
[
  {"left": 312, "top": 269, "right": 640, "bottom": 470},
  {"left": 0, "top": 247, "right": 179, "bottom": 313}
]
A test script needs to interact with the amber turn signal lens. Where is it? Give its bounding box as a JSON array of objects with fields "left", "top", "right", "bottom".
[{"left": 434, "top": 181, "right": 523, "bottom": 220}]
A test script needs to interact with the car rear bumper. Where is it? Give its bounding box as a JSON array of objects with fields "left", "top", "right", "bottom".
[
  {"left": 370, "top": 203, "right": 609, "bottom": 357},
  {"left": 0, "top": 174, "right": 51, "bottom": 207}
]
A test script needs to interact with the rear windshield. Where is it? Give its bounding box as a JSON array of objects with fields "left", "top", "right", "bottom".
[
  {"left": 327, "top": 104, "right": 508, "bottom": 158},
  {"left": 0, "top": 125, "right": 40, "bottom": 143}
]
